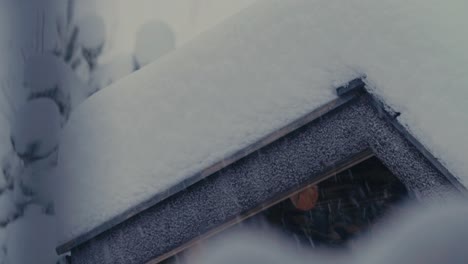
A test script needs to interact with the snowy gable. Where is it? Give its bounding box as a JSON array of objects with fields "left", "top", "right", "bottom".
[{"left": 56, "top": 0, "right": 468, "bottom": 252}]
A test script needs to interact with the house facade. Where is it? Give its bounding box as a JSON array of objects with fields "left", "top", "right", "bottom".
[
  {"left": 60, "top": 80, "right": 464, "bottom": 264},
  {"left": 54, "top": 0, "right": 468, "bottom": 263}
]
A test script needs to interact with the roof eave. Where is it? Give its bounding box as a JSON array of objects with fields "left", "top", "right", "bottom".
[{"left": 56, "top": 77, "right": 466, "bottom": 254}]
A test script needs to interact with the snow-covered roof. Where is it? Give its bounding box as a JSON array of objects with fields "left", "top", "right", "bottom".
[{"left": 56, "top": 0, "right": 468, "bottom": 248}]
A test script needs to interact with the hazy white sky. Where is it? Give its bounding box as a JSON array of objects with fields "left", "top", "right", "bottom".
[
  {"left": 0, "top": 0, "right": 257, "bottom": 121},
  {"left": 75, "top": 0, "right": 257, "bottom": 60}
]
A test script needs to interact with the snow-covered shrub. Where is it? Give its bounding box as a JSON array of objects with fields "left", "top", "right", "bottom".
[
  {"left": 89, "top": 53, "right": 136, "bottom": 92},
  {"left": 0, "top": 151, "right": 21, "bottom": 192},
  {"left": 134, "top": 20, "right": 175, "bottom": 68},
  {"left": 24, "top": 52, "right": 94, "bottom": 122},
  {"left": 0, "top": 192, "right": 20, "bottom": 227},
  {"left": 0, "top": 173, "right": 5, "bottom": 194},
  {"left": 4, "top": 205, "right": 59, "bottom": 264},
  {"left": 76, "top": 14, "right": 106, "bottom": 72},
  {"left": 24, "top": 54, "right": 72, "bottom": 120},
  {"left": 0, "top": 228, "right": 6, "bottom": 263},
  {"left": 0, "top": 1, "right": 100, "bottom": 263},
  {"left": 10, "top": 98, "right": 61, "bottom": 164}
]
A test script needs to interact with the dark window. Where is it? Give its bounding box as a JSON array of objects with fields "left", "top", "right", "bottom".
[{"left": 244, "top": 156, "right": 409, "bottom": 248}]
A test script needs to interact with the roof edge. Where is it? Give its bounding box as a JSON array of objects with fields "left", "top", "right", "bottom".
[
  {"left": 56, "top": 79, "right": 363, "bottom": 254},
  {"left": 57, "top": 77, "right": 465, "bottom": 254},
  {"left": 365, "top": 90, "right": 467, "bottom": 194}
]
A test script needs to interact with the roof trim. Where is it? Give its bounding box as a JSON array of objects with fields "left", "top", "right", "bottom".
[{"left": 57, "top": 77, "right": 465, "bottom": 254}]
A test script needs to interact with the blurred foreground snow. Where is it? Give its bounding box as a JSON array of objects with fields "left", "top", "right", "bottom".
[{"left": 191, "top": 198, "right": 468, "bottom": 264}]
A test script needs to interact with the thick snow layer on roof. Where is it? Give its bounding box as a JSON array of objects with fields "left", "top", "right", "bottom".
[{"left": 56, "top": 0, "right": 468, "bottom": 244}]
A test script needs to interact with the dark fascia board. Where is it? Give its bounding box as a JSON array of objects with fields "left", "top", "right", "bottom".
[
  {"left": 56, "top": 77, "right": 465, "bottom": 254},
  {"left": 336, "top": 76, "right": 367, "bottom": 96}
]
